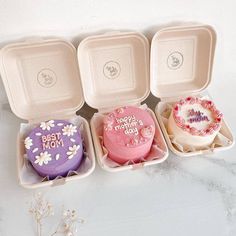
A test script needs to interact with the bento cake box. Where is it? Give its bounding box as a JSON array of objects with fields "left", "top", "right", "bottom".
[
  {"left": 78, "top": 31, "right": 169, "bottom": 172},
  {"left": 150, "top": 24, "right": 234, "bottom": 157},
  {"left": 0, "top": 38, "right": 96, "bottom": 188}
]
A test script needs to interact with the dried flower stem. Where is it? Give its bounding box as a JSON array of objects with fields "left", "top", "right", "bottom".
[
  {"left": 29, "top": 193, "right": 84, "bottom": 236},
  {"left": 29, "top": 193, "right": 54, "bottom": 236},
  {"left": 37, "top": 221, "right": 42, "bottom": 236},
  {"left": 50, "top": 209, "right": 84, "bottom": 236}
]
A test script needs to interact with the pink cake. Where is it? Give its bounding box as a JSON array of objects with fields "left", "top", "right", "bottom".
[{"left": 103, "top": 106, "right": 155, "bottom": 164}]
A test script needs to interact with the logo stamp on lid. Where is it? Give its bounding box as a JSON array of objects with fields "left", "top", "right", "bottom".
[
  {"left": 167, "top": 51, "right": 183, "bottom": 70},
  {"left": 37, "top": 69, "right": 57, "bottom": 88},
  {"left": 103, "top": 61, "right": 121, "bottom": 79}
]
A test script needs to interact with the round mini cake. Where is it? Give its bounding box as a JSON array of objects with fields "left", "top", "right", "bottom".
[
  {"left": 168, "top": 96, "right": 223, "bottom": 148},
  {"left": 24, "top": 120, "right": 83, "bottom": 179},
  {"left": 103, "top": 106, "right": 155, "bottom": 164}
]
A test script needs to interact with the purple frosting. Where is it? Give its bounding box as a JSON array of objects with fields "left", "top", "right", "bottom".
[{"left": 24, "top": 120, "right": 83, "bottom": 179}]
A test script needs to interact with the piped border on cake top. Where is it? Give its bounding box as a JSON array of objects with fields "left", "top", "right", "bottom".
[{"left": 173, "top": 96, "right": 223, "bottom": 136}]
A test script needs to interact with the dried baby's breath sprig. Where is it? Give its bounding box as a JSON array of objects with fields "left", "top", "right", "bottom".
[
  {"left": 29, "top": 192, "right": 54, "bottom": 236},
  {"left": 51, "top": 209, "right": 84, "bottom": 236}
]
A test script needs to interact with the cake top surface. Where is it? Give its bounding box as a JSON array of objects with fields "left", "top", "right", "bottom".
[
  {"left": 103, "top": 106, "right": 155, "bottom": 147},
  {"left": 24, "top": 120, "right": 82, "bottom": 170},
  {"left": 173, "top": 96, "right": 223, "bottom": 136}
]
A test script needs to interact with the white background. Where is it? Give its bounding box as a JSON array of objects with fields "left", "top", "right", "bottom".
[{"left": 0, "top": 0, "right": 236, "bottom": 235}]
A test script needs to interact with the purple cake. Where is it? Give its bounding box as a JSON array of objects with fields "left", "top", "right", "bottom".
[{"left": 24, "top": 120, "right": 83, "bottom": 179}]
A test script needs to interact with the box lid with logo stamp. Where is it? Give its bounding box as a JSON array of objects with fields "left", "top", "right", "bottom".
[
  {"left": 78, "top": 31, "right": 150, "bottom": 110},
  {"left": 150, "top": 25, "right": 216, "bottom": 99},
  {"left": 0, "top": 38, "right": 84, "bottom": 121}
]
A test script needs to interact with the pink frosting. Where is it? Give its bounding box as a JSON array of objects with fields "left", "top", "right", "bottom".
[
  {"left": 173, "top": 96, "right": 223, "bottom": 136},
  {"left": 103, "top": 106, "right": 155, "bottom": 164}
]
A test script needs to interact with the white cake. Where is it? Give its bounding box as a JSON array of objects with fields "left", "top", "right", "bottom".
[{"left": 168, "top": 96, "right": 223, "bottom": 148}]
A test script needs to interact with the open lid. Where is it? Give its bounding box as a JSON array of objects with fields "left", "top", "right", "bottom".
[
  {"left": 78, "top": 32, "right": 150, "bottom": 110},
  {"left": 0, "top": 38, "right": 84, "bottom": 121},
  {"left": 150, "top": 25, "right": 216, "bottom": 99}
]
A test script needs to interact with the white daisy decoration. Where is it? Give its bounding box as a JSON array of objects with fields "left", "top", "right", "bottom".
[
  {"left": 67, "top": 145, "right": 80, "bottom": 159},
  {"left": 34, "top": 151, "right": 52, "bottom": 166},
  {"left": 40, "top": 120, "right": 55, "bottom": 131},
  {"left": 62, "top": 124, "right": 77, "bottom": 137},
  {"left": 24, "top": 137, "right": 33, "bottom": 150}
]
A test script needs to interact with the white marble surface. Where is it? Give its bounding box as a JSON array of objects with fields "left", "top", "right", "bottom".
[{"left": 0, "top": 0, "right": 236, "bottom": 235}]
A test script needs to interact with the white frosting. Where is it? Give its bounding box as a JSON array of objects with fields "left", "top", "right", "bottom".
[
  {"left": 62, "top": 124, "right": 77, "bottom": 137},
  {"left": 40, "top": 120, "right": 55, "bottom": 131},
  {"left": 34, "top": 151, "right": 52, "bottom": 166},
  {"left": 55, "top": 154, "right": 60, "bottom": 160},
  {"left": 24, "top": 137, "right": 33, "bottom": 150},
  {"left": 66, "top": 145, "right": 80, "bottom": 160}
]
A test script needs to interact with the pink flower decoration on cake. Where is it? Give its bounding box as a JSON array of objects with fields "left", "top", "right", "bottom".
[
  {"left": 179, "top": 99, "right": 185, "bottom": 105},
  {"left": 172, "top": 96, "right": 223, "bottom": 136},
  {"left": 140, "top": 125, "right": 154, "bottom": 138},
  {"left": 208, "top": 124, "right": 217, "bottom": 134},
  {"left": 115, "top": 107, "right": 125, "bottom": 114},
  {"left": 104, "top": 114, "right": 115, "bottom": 126},
  {"left": 104, "top": 124, "right": 113, "bottom": 131},
  {"left": 214, "top": 110, "right": 223, "bottom": 118},
  {"left": 211, "top": 123, "right": 220, "bottom": 130},
  {"left": 130, "top": 137, "right": 139, "bottom": 146},
  {"left": 183, "top": 124, "right": 191, "bottom": 132},
  {"left": 186, "top": 96, "right": 192, "bottom": 102},
  {"left": 208, "top": 127, "right": 214, "bottom": 135},
  {"left": 202, "top": 100, "right": 213, "bottom": 109}
]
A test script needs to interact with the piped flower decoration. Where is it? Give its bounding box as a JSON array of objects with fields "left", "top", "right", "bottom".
[
  {"left": 115, "top": 107, "right": 125, "bottom": 114},
  {"left": 40, "top": 120, "right": 55, "bottom": 131},
  {"left": 104, "top": 113, "right": 115, "bottom": 126},
  {"left": 173, "top": 96, "right": 223, "bottom": 136},
  {"left": 140, "top": 125, "right": 154, "bottom": 138},
  {"left": 104, "top": 124, "right": 113, "bottom": 131},
  {"left": 62, "top": 124, "right": 77, "bottom": 137},
  {"left": 34, "top": 151, "right": 52, "bottom": 166},
  {"left": 25, "top": 137, "right": 33, "bottom": 150},
  {"left": 130, "top": 137, "right": 140, "bottom": 146},
  {"left": 67, "top": 145, "right": 80, "bottom": 159}
]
